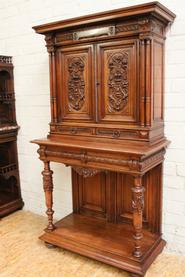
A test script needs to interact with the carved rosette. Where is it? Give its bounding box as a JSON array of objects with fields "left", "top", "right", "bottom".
[
  {"left": 73, "top": 167, "right": 101, "bottom": 178},
  {"left": 68, "top": 57, "right": 85, "bottom": 111},
  {"left": 108, "top": 52, "right": 129, "bottom": 112},
  {"left": 132, "top": 186, "right": 145, "bottom": 215}
]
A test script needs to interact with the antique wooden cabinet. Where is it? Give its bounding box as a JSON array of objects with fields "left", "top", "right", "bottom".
[
  {"left": 0, "top": 56, "right": 24, "bottom": 217},
  {"left": 32, "top": 2, "right": 175, "bottom": 276}
]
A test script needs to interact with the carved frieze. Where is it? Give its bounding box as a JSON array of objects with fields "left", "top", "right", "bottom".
[
  {"left": 68, "top": 57, "right": 85, "bottom": 111},
  {"left": 108, "top": 52, "right": 129, "bottom": 112},
  {"left": 116, "top": 18, "right": 163, "bottom": 36},
  {"left": 40, "top": 147, "right": 165, "bottom": 173},
  {"left": 73, "top": 167, "right": 101, "bottom": 178},
  {"left": 116, "top": 23, "right": 139, "bottom": 33},
  {"left": 0, "top": 56, "right": 12, "bottom": 64}
]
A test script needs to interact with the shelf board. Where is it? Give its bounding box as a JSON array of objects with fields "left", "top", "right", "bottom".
[
  {"left": 0, "top": 191, "right": 18, "bottom": 205},
  {"left": 0, "top": 191, "right": 24, "bottom": 217},
  {"left": 40, "top": 213, "right": 166, "bottom": 275}
]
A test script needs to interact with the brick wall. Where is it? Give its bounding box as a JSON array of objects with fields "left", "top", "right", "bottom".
[{"left": 0, "top": 0, "right": 184, "bottom": 255}]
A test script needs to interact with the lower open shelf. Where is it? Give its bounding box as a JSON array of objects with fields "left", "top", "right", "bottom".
[{"left": 40, "top": 213, "right": 166, "bottom": 276}]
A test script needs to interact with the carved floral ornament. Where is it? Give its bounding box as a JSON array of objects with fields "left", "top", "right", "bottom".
[
  {"left": 68, "top": 57, "right": 85, "bottom": 111},
  {"left": 73, "top": 167, "right": 101, "bottom": 178},
  {"left": 108, "top": 52, "right": 129, "bottom": 113}
]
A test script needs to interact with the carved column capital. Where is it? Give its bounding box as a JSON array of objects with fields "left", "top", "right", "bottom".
[
  {"left": 139, "top": 32, "right": 153, "bottom": 42},
  {"left": 45, "top": 34, "right": 55, "bottom": 53}
]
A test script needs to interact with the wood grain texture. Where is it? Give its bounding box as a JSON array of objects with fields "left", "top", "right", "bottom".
[{"left": 31, "top": 3, "right": 175, "bottom": 276}]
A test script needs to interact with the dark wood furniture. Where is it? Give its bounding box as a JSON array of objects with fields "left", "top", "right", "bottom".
[
  {"left": 32, "top": 2, "right": 175, "bottom": 276},
  {"left": 0, "top": 56, "right": 24, "bottom": 217}
]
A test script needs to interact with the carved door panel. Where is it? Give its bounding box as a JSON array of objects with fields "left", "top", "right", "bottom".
[
  {"left": 57, "top": 45, "right": 95, "bottom": 122},
  {"left": 97, "top": 39, "right": 139, "bottom": 125}
]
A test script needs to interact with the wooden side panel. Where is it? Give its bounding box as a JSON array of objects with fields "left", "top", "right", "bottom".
[
  {"left": 97, "top": 39, "right": 139, "bottom": 125},
  {"left": 143, "top": 164, "right": 163, "bottom": 233},
  {"left": 116, "top": 173, "right": 134, "bottom": 223},
  {"left": 57, "top": 45, "right": 95, "bottom": 122},
  {"left": 153, "top": 39, "right": 164, "bottom": 121},
  {"left": 116, "top": 166, "right": 162, "bottom": 233},
  {"left": 72, "top": 170, "right": 107, "bottom": 219}
]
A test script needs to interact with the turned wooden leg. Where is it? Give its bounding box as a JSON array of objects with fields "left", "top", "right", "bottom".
[
  {"left": 132, "top": 176, "right": 145, "bottom": 258},
  {"left": 42, "top": 161, "right": 55, "bottom": 231}
]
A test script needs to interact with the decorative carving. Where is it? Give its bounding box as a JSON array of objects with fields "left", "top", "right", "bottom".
[
  {"left": 0, "top": 56, "right": 12, "bottom": 64},
  {"left": 45, "top": 34, "right": 55, "bottom": 53},
  {"left": 68, "top": 57, "right": 85, "bottom": 111},
  {"left": 73, "top": 167, "right": 101, "bottom": 178},
  {"left": 42, "top": 161, "right": 55, "bottom": 231},
  {"left": 116, "top": 23, "right": 139, "bottom": 33},
  {"left": 108, "top": 52, "right": 129, "bottom": 112},
  {"left": 0, "top": 92, "right": 14, "bottom": 102},
  {"left": 53, "top": 126, "right": 92, "bottom": 135},
  {"left": 56, "top": 32, "right": 74, "bottom": 42},
  {"left": 141, "top": 150, "right": 165, "bottom": 170},
  {"left": 96, "top": 129, "right": 139, "bottom": 138},
  {"left": 132, "top": 176, "right": 145, "bottom": 258},
  {"left": 132, "top": 186, "right": 145, "bottom": 214}
]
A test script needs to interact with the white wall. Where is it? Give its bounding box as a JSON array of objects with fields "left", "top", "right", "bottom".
[{"left": 0, "top": 0, "right": 185, "bottom": 255}]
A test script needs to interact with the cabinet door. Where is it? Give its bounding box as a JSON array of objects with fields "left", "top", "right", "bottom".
[
  {"left": 97, "top": 39, "right": 139, "bottom": 124},
  {"left": 57, "top": 45, "right": 95, "bottom": 122}
]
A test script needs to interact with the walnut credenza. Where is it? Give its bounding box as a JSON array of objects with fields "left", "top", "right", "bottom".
[{"left": 32, "top": 2, "right": 175, "bottom": 276}]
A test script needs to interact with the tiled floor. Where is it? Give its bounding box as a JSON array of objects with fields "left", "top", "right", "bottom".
[{"left": 0, "top": 211, "right": 185, "bottom": 277}]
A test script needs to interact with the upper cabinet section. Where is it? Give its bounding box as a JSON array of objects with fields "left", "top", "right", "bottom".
[
  {"left": 0, "top": 56, "right": 17, "bottom": 129},
  {"left": 33, "top": 2, "right": 175, "bottom": 143}
]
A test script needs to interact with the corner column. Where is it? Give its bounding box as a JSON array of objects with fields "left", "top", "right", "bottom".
[
  {"left": 42, "top": 161, "right": 55, "bottom": 231},
  {"left": 45, "top": 34, "right": 57, "bottom": 124},
  {"left": 132, "top": 176, "right": 145, "bottom": 258}
]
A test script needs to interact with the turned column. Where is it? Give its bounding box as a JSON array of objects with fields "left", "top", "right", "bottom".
[
  {"left": 42, "top": 161, "right": 55, "bottom": 231},
  {"left": 132, "top": 176, "right": 145, "bottom": 258}
]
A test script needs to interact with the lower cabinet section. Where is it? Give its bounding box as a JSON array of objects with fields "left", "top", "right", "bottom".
[
  {"left": 72, "top": 164, "right": 162, "bottom": 233},
  {"left": 0, "top": 140, "right": 24, "bottom": 217}
]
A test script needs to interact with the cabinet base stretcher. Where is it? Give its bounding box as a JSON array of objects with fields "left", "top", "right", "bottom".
[{"left": 40, "top": 213, "right": 166, "bottom": 277}]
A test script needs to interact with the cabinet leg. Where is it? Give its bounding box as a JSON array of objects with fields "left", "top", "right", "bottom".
[
  {"left": 45, "top": 242, "right": 57, "bottom": 249},
  {"left": 42, "top": 161, "right": 55, "bottom": 231},
  {"left": 132, "top": 176, "right": 145, "bottom": 258}
]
